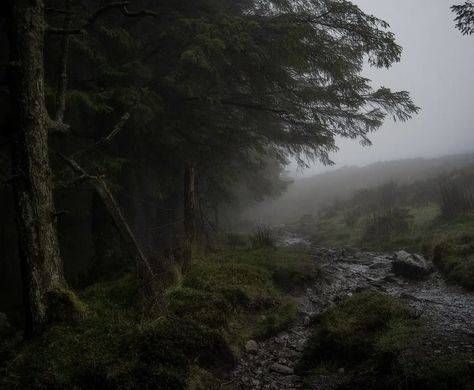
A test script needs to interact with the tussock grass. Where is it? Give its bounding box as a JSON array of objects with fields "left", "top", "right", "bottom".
[
  {"left": 1, "top": 247, "right": 317, "bottom": 389},
  {"left": 299, "top": 292, "right": 474, "bottom": 390}
]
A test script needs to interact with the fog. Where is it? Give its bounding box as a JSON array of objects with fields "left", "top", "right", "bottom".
[{"left": 293, "top": 0, "right": 474, "bottom": 177}]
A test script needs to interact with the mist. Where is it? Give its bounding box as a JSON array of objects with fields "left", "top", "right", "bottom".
[
  {"left": 293, "top": 0, "right": 474, "bottom": 177},
  {"left": 1, "top": 1, "right": 474, "bottom": 388}
]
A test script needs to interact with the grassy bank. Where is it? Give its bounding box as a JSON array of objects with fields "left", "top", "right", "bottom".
[
  {"left": 0, "top": 246, "right": 317, "bottom": 390},
  {"left": 299, "top": 292, "right": 474, "bottom": 390},
  {"left": 295, "top": 202, "right": 474, "bottom": 290}
]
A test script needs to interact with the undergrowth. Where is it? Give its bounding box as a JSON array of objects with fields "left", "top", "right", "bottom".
[
  {"left": 0, "top": 247, "right": 317, "bottom": 390},
  {"left": 299, "top": 292, "right": 474, "bottom": 390}
]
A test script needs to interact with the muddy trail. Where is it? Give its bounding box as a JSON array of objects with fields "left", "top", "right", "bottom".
[{"left": 224, "top": 245, "right": 474, "bottom": 390}]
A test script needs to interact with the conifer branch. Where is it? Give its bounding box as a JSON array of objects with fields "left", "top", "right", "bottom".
[
  {"left": 46, "top": 2, "right": 157, "bottom": 35},
  {"left": 221, "top": 100, "right": 289, "bottom": 115}
]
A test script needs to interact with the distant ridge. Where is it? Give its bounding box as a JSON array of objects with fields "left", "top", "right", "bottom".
[{"left": 244, "top": 152, "right": 474, "bottom": 224}]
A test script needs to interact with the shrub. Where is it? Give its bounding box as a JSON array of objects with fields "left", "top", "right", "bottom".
[
  {"left": 2, "top": 247, "right": 318, "bottom": 389},
  {"left": 226, "top": 233, "right": 249, "bottom": 248},
  {"left": 363, "top": 207, "right": 413, "bottom": 242},
  {"left": 300, "top": 292, "right": 416, "bottom": 368},
  {"left": 438, "top": 181, "right": 474, "bottom": 219},
  {"left": 300, "top": 292, "right": 474, "bottom": 390},
  {"left": 250, "top": 224, "right": 276, "bottom": 248},
  {"left": 433, "top": 240, "right": 474, "bottom": 290}
]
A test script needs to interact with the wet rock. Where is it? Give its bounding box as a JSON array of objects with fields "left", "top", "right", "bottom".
[
  {"left": 369, "top": 260, "right": 387, "bottom": 269},
  {"left": 245, "top": 340, "right": 259, "bottom": 354},
  {"left": 275, "top": 332, "right": 289, "bottom": 344},
  {"left": 270, "top": 363, "right": 294, "bottom": 375},
  {"left": 392, "top": 251, "right": 431, "bottom": 280}
]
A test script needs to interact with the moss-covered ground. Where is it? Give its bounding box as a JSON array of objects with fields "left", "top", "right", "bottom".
[
  {"left": 0, "top": 246, "right": 317, "bottom": 390},
  {"left": 299, "top": 292, "right": 474, "bottom": 390}
]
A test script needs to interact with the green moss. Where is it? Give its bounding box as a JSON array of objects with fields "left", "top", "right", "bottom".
[
  {"left": 300, "top": 292, "right": 474, "bottom": 390},
  {"left": 411, "top": 353, "right": 474, "bottom": 390},
  {"left": 433, "top": 238, "right": 474, "bottom": 290},
  {"left": 255, "top": 301, "right": 297, "bottom": 338},
  {"left": 46, "top": 286, "right": 89, "bottom": 323},
  {"left": 187, "top": 366, "right": 220, "bottom": 390},
  {"left": 300, "top": 292, "right": 415, "bottom": 368},
  {"left": 167, "top": 288, "right": 231, "bottom": 329},
  {"left": 185, "top": 261, "right": 276, "bottom": 308},
  {"left": 2, "top": 246, "right": 317, "bottom": 389}
]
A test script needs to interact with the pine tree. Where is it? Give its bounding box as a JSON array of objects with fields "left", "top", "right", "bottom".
[{"left": 452, "top": 1, "right": 474, "bottom": 35}]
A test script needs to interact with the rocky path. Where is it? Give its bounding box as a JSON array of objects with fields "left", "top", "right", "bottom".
[{"left": 224, "top": 245, "right": 474, "bottom": 390}]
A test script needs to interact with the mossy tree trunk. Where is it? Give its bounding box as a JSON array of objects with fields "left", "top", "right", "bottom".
[{"left": 6, "top": 0, "right": 66, "bottom": 338}]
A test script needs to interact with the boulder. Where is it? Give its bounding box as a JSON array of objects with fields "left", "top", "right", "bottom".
[
  {"left": 270, "top": 363, "right": 294, "bottom": 375},
  {"left": 392, "top": 251, "right": 431, "bottom": 280},
  {"left": 245, "top": 340, "right": 258, "bottom": 354}
]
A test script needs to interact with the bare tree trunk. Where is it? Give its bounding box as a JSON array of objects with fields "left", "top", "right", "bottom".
[
  {"left": 183, "top": 162, "right": 196, "bottom": 269},
  {"left": 54, "top": 0, "right": 73, "bottom": 123},
  {"left": 184, "top": 162, "right": 197, "bottom": 241},
  {"left": 7, "top": 0, "right": 65, "bottom": 338}
]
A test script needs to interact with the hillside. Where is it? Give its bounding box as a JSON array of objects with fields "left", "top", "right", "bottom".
[{"left": 243, "top": 152, "right": 474, "bottom": 225}]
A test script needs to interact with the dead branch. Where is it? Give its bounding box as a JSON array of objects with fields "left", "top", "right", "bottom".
[
  {"left": 46, "top": 2, "right": 157, "bottom": 35},
  {"left": 71, "top": 112, "right": 130, "bottom": 159},
  {"left": 46, "top": 115, "right": 70, "bottom": 134},
  {"left": 54, "top": 0, "right": 73, "bottom": 123},
  {"left": 57, "top": 153, "right": 155, "bottom": 281}
]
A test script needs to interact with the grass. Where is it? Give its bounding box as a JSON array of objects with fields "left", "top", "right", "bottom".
[
  {"left": 0, "top": 246, "right": 317, "bottom": 389},
  {"left": 299, "top": 292, "right": 418, "bottom": 369},
  {"left": 301, "top": 202, "right": 474, "bottom": 290},
  {"left": 299, "top": 292, "right": 474, "bottom": 390},
  {"left": 431, "top": 236, "right": 474, "bottom": 290}
]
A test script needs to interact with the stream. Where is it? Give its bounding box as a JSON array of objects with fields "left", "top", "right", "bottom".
[{"left": 223, "top": 244, "right": 474, "bottom": 389}]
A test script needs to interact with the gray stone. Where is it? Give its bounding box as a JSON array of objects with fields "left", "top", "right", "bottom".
[
  {"left": 245, "top": 340, "right": 259, "bottom": 354},
  {"left": 269, "top": 363, "right": 294, "bottom": 375},
  {"left": 392, "top": 251, "right": 431, "bottom": 280}
]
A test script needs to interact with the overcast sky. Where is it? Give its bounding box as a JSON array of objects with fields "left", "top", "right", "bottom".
[{"left": 292, "top": 0, "right": 474, "bottom": 177}]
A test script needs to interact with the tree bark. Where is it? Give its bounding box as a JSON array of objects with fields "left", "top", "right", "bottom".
[
  {"left": 182, "top": 162, "right": 197, "bottom": 270},
  {"left": 184, "top": 162, "right": 197, "bottom": 243},
  {"left": 6, "top": 0, "right": 65, "bottom": 338},
  {"left": 54, "top": 0, "right": 73, "bottom": 123}
]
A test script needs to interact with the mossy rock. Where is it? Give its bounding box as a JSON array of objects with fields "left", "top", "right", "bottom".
[{"left": 46, "top": 287, "right": 88, "bottom": 323}]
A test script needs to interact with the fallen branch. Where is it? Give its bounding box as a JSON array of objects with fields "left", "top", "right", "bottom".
[
  {"left": 71, "top": 112, "right": 130, "bottom": 159},
  {"left": 58, "top": 153, "right": 155, "bottom": 281}
]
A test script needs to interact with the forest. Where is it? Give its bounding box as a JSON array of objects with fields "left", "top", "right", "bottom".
[{"left": 0, "top": 1, "right": 473, "bottom": 389}]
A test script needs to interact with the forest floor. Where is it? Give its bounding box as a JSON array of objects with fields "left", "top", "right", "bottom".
[{"left": 225, "top": 239, "right": 474, "bottom": 389}]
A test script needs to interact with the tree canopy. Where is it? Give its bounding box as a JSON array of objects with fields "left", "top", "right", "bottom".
[{"left": 452, "top": 1, "right": 474, "bottom": 35}]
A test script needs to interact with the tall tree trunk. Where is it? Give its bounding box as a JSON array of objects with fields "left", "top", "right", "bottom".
[
  {"left": 184, "top": 162, "right": 196, "bottom": 241},
  {"left": 183, "top": 162, "right": 196, "bottom": 269},
  {"left": 7, "top": 0, "right": 65, "bottom": 338}
]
